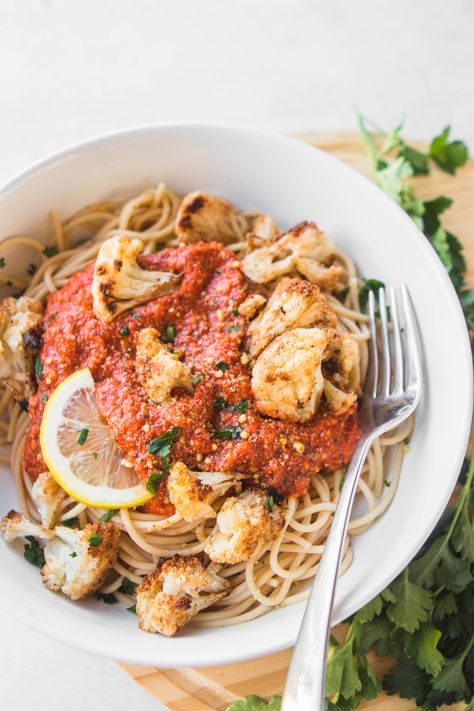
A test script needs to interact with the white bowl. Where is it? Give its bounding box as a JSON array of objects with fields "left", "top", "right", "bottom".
[{"left": 0, "top": 125, "right": 471, "bottom": 668}]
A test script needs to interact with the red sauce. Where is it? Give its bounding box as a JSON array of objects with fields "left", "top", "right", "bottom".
[{"left": 24, "top": 242, "right": 361, "bottom": 514}]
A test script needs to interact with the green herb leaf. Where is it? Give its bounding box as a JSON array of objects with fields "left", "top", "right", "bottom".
[
  {"left": 191, "top": 373, "right": 202, "bottom": 384},
  {"left": 41, "top": 392, "right": 48, "bottom": 404},
  {"left": 429, "top": 126, "right": 469, "bottom": 174},
  {"left": 397, "top": 144, "right": 429, "bottom": 176},
  {"left": 42, "top": 245, "right": 59, "bottom": 258},
  {"left": 120, "top": 325, "right": 130, "bottom": 336},
  {"left": 267, "top": 495, "right": 274, "bottom": 512},
  {"left": 0, "top": 257, "right": 5, "bottom": 268},
  {"left": 77, "top": 428, "right": 89, "bottom": 445},
  {"left": 211, "top": 425, "right": 242, "bottom": 440},
  {"left": 69, "top": 551, "right": 77, "bottom": 558},
  {"left": 358, "top": 279, "right": 385, "bottom": 313},
  {"left": 228, "top": 326, "right": 242, "bottom": 332},
  {"left": 88, "top": 533, "right": 102, "bottom": 548},
  {"left": 146, "top": 471, "right": 165, "bottom": 494},
  {"left": 23, "top": 538, "right": 45, "bottom": 568},
  {"left": 165, "top": 324, "right": 175, "bottom": 343},
  {"left": 92, "top": 452, "right": 98, "bottom": 459},
  {"left": 147, "top": 426, "right": 183, "bottom": 456},
  {"left": 402, "top": 623, "right": 445, "bottom": 676},
  {"left": 95, "top": 592, "right": 118, "bottom": 604},
  {"left": 34, "top": 356, "right": 44, "bottom": 381},
  {"left": 214, "top": 395, "right": 228, "bottom": 412},
  {"left": 62, "top": 516, "right": 80, "bottom": 528},
  {"left": 215, "top": 361, "right": 228, "bottom": 371},
  {"left": 386, "top": 570, "right": 433, "bottom": 633},
  {"left": 120, "top": 577, "right": 137, "bottom": 596},
  {"left": 127, "top": 604, "right": 137, "bottom": 614},
  {"left": 383, "top": 656, "right": 430, "bottom": 704},
  {"left": 230, "top": 399, "right": 249, "bottom": 414},
  {"left": 99, "top": 509, "right": 118, "bottom": 523}
]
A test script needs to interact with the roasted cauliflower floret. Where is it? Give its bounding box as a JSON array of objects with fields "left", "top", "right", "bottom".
[
  {"left": 238, "top": 293, "right": 267, "bottom": 319},
  {"left": 323, "top": 380, "right": 357, "bottom": 415},
  {"left": 31, "top": 472, "right": 66, "bottom": 528},
  {"left": 242, "top": 221, "right": 344, "bottom": 289},
  {"left": 251, "top": 327, "right": 329, "bottom": 422},
  {"left": 246, "top": 278, "right": 337, "bottom": 359},
  {"left": 176, "top": 191, "right": 243, "bottom": 245},
  {"left": 0, "top": 510, "right": 55, "bottom": 543},
  {"left": 136, "top": 556, "right": 230, "bottom": 636},
  {"left": 246, "top": 214, "right": 281, "bottom": 250},
  {"left": 92, "top": 235, "right": 180, "bottom": 323},
  {"left": 168, "top": 462, "right": 242, "bottom": 522},
  {"left": 40, "top": 521, "right": 120, "bottom": 600},
  {"left": 135, "top": 327, "right": 193, "bottom": 404},
  {"left": 204, "top": 489, "right": 284, "bottom": 565},
  {"left": 0, "top": 296, "right": 43, "bottom": 400}
]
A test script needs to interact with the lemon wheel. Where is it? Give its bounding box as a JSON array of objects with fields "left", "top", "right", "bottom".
[{"left": 40, "top": 368, "right": 153, "bottom": 508}]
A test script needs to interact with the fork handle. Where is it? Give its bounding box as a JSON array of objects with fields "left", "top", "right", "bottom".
[{"left": 281, "top": 433, "right": 375, "bottom": 711}]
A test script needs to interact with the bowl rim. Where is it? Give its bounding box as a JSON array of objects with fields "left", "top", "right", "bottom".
[{"left": 0, "top": 122, "right": 472, "bottom": 668}]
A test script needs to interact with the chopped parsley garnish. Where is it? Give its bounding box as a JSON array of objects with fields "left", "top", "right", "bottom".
[
  {"left": 120, "top": 325, "right": 130, "bottom": 336},
  {"left": 132, "top": 312, "right": 140, "bottom": 320},
  {"left": 120, "top": 577, "right": 137, "bottom": 596},
  {"left": 127, "top": 604, "right": 137, "bottom": 614},
  {"left": 62, "top": 516, "right": 80, "bottom": 528},
  {"left": 230, "top": 399, "right": 248, "bottom": 414},
  {"left": 191, "top": 373, "right": 202, "bottom": 384},
  {"left": 165, "top": 323, "right": 175, "bottom": 343},
  {"left": 232, "top": 308, "right": 239, "bottom": 316},
  {"left": 215, "top": 361, "right": 228, "bottom": 371},
  {"left": 34, "top": 356, "right": 44, "bottom": 381},
  {"left": 266, "top": 487, "right": 284, "bottom": 506},
  {"left": 69, "top": 551, "right": 78, "bottom": 558},
  {"left": 50, "top": 311, "right": 58, "bottom": 320},
  {"left": 228, "top": 326, "right": 242, "bottom": 332},
  {"left": 146, "top": 471, "right": 165, "bottom": 494},
  {"left": 339, "top": 286, "right": 350, "bottom": 301},
  {"left": 211, "top": 425, "right": 242, "bottom": 440},
  {"left": 40, "top": 392, "right": 48, "bottom": 404},
  {"left": 92, "top": 452, "right": 98, "bottom": 460},
  {"left": 147, "top": 426, "right": 183, "bottom": 461},
  {"left": 0, "top": 257, "right": 5, "bottom": 268},
  {"left": 358, "top": 278, "right": 385, "bottom": 313},
  {"left": 338, "top": 473, "right": 346, "bottom": 492},
  {"left": 99, "top": 509, "right": 118, "bottom": 523},
  {"left": 95, "top": 592, "right": 118, "bottom": 604},
  {"left": 42, "top": 245, "right": 59, "bottom": 258},
  {"left": 384, "top": 479, "right": 391, "bottom": 488},
  {"left": 87, "top": 533, "right": 102, "bottom": 548},
  {"left": 77, "top": 428, "right": 89, "bottom": 445},
  {"left": 23, "top": 537, "right": 45, "bottom": 568},
  {"left": 214, "top": 395, "right": 228, "bottom": 412},
  {"left": 267, "top": 495, "right": 274, "bottom": 512}
]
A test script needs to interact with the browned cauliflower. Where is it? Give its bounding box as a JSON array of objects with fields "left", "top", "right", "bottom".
[
  {"left": 237, "top": 293, "right": 267, "bottom": 319},
  {"left": 40, "top": 521, "right": 121, "bottom": 600},
  {"left": 92, "top": 235, "right": 180, "bottom": 323},
  {"left": 135, "top": 328, "right": 193, "bottom": 404},
  {"left": 0, "top": 510, "right": 55, "bottom": 543},
  {"left": 246, "top": 213, "right": 281, "bottom": 250},
  {"left": 31, "top": 472, "right": 66, "bottom": 528},
  {"left": 176, "top": 191, "right": 242, "bottom": 244},
  {"left": 1, "top": 512, "right": 121, "bottom": 601},
  {"left": 168, "top": 462, "right": 242, "bottom": 522},
  {"left": 242, "top": 221, "right": 344, "bottom": 288},
  {"left": 136, "top": 556, "right": 230, "bottom": 636},
  {"left": 0, "top": 296, "right": 43, "bottom": 400},
  {"left": 251, "top": 327, "right": 329, "bottom": 422},
  {"left": 204, "top": 489, "right": 284, "bottom": 564},
  {"left": 245, "top": 277, "right": 337, "bottom": 359}
]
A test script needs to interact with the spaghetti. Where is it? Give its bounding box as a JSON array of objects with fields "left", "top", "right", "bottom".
[{"left": 0, "top": 184, "right": 412, "bottom": 627}]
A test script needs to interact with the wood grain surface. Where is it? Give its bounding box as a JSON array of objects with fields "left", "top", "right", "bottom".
[{"left": 121, "top": 131, "right": 474, "bottom": 711}]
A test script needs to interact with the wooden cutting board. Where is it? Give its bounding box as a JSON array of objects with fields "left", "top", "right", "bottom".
[{"left": 121, "top": 131, "right": 474, "bottom": 711}]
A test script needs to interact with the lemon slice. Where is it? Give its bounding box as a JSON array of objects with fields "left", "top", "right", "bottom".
[{"left": 40, "top": 368, "right": 153, "bottom": 508}]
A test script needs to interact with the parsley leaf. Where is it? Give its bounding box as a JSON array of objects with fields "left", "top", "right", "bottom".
[
  {"left": 120, "top": 577, "right": 137, "bottom": 596},
  {"left": 211, "top": 425, "right": 242, "bottom": 440},
  {"left": 214, "top": 395, "right": 228, "bottom": 412},
  {"left": 42, "top": 245, "right": 59, "bottom": 258},
  {"left": 88, "top": 533, "right": 102, "bottom": 548},
  {"left": 383, "top": 656, "right": 430, "bottom": 705},
  {"left": 23, "top": 537, "right": 45, "bottom": 568},
  {"left": 386, "top": 569, "right": 433, "bottom": 633},
  {"left": 165, "top": 324, "right": 175, "bottom": 343},
  {"left": 120, "top": 325, "right": 130, "bottom": 336},
  {"left": 34, "top": 356, "right": 44, "bottom": 381},
  {"left": 95, "top": 592, "right": 118, "bottom": 604},
  {"left": 147, "top": 427, "right": 183, "bottom": 456},
  {"left": 62, "top": 516, "right": 80, "bottom": 528},
  {"left": 215, "top": 361, "right": 228, "bottom": 371},
  {"left": 77, "top": 428, "right": 89, "bottom": 445},
  {"left": 358, "top": 279, "right": 385, "bottom": 313},
  {"left": 191, "top": 373, "right": 202, "bottom": 384},
  {"left": 146, "top": 471, "right": 165, "bottom": 494},
  {"left": 429, "top": 126, "right": 469, "bottom": 174},
  {"left": 0, "top": 257, "right": 5, "bottom": 268},
  {"left": 99, "top": 509, "right": 118, "bottom": 523}
]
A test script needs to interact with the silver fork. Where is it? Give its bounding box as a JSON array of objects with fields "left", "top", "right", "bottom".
[{"left": 281, "top": 285, "right": 423, "bottom": 711}]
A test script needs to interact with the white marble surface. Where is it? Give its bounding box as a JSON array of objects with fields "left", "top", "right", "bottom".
[{"left": 1, "top": 0, "right": 472, "bottom": 708}]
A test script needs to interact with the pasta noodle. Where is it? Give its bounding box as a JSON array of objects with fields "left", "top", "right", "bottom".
[{"left": 0, "top": 183, "right": 412, "bottom": 627}]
